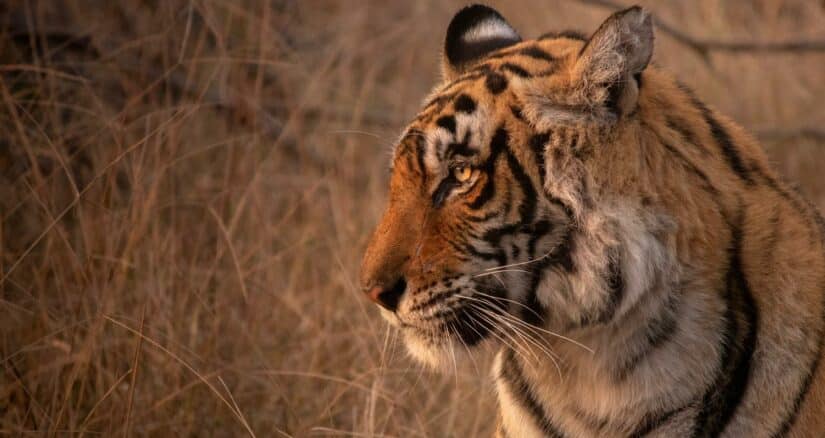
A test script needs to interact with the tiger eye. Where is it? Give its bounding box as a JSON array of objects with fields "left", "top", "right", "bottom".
[{"left": 454, "top": 166, "right": 472, "bottom": 182}]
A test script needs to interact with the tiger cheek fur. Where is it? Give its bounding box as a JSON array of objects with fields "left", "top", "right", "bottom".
[{"left": 360, "top": 4, "right": 825, "bottom": 437}]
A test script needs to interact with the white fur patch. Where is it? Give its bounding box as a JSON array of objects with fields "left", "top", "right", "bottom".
[
  {"left": 403, "top": 331, "right": 476, "bottom": 373},
  {"left": 462, "top": 18, "right": 518, "bottom": 43},
  {"left": 532, "top": 199, "right": 679, "bottom": 334},
  {"left": 424, "top": 129, "right": 452, "bottom": 175}
]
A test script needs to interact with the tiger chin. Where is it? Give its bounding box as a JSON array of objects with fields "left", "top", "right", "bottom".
[{"left": 360, "top": 4, "right": 825, "bottom": 437}]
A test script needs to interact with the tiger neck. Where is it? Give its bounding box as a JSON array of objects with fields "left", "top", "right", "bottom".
[{"left": 495, "top": 199, "right": 725, "bottom": 435}]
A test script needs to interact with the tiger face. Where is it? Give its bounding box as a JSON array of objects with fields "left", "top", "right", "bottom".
[{"left": 360, "top": 5, "right": 653, "bottom": 369}]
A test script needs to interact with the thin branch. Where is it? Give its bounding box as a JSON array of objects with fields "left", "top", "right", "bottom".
[
  {"left": 756, "top": 128, "right": 825, "bottom": 142},
  {"left": 654, "top": 20, "right": 825, "bottom": 54},
  {"left": 569, "top": 0, "right": 825, "bottom": 57}
]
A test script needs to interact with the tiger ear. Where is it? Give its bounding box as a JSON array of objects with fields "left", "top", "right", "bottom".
[
  {"left": 443, "top": 4, "right": 521, "bottom": 81},
  {"left": 574, "top": 6, "right": 653, "bottom": 117}
]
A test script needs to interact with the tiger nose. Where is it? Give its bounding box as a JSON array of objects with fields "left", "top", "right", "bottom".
[{"left": 364, "top": 277, "right": 407, "bottom": 312}]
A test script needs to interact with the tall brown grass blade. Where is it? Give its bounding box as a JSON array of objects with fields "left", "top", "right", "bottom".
[
  {"left": 78, "top": 368, "right": 131, "bottom": 436},
  {"left": 123, "top": 303, "right": 146, "bottom": 438},
  {"left": 207, "top": 206, "right": 249, "bottom": 302}
]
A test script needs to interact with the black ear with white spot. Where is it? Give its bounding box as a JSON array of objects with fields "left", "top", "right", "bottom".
[
  {"left": 575, "top": 6, "right": 653, "bottom": 117},
  {"left": 443, "top": 4, "right": 521, "bottom": 80}
]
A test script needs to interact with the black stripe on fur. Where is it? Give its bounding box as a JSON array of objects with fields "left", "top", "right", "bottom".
[
  {"left": 613, "top": 294, "right": 680, "bottom": 381},
  {"left": 692, "top": 209, "right": 759, "bottom": 436},
  {"left": 499, "top": 349, "right": 567, "bottom": 438}
]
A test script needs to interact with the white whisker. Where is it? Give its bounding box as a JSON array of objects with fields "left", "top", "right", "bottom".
[
  {"left": 478, "top": 249, "right": 556, "bottom": 274},
  {"left": 467, "top": 288, "right": 594, "bottom": 354},
  {"left": 473, "top": 268, "right": 532, "bottom": 278},
  {"left": 464, "top": 299, "right": 564, "bottom": 380},
  {"left": 459, "top": 296, "right": 553, "bottom": 362},
  {"left": 469, "top": 288, "right": 542, "bottom": 320},
  {"left": 464, "top": 297, "right": 552, "bottom": 356},
  {"left": 462, "top": 305, "right": 536, "bottom": 362},
  {"left": 489, "top": 319, "right": 563, "bottom": 381}
]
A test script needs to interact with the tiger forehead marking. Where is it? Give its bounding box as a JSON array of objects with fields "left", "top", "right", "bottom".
[
  {"left": 396, "top": 37, "right": 580, "bottom": 196},
  {"left": 361, "top": 4, "right": 825, "bottom": 437}
]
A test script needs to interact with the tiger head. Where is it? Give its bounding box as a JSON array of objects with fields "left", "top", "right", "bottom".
[{"left": 360, "top": 4, "right": 659, "bottom": 369}]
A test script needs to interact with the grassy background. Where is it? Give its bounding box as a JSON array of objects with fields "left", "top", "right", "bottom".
[{"left": 1, "top": 0, "right": 823, "bottom": 436}]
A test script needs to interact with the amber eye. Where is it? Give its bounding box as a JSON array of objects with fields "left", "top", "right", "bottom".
[{"left": 453, "top": 165, "right": 473, "bottom": 183}]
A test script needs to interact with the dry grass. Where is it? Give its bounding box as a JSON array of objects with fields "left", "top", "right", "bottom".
[{"left": 0, "top": 0, "right": 823, "bottom": 436}]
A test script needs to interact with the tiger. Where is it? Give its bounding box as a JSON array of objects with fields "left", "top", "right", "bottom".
[{"left": 359, "top": 4, "right": 825, "bottom": 437}]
